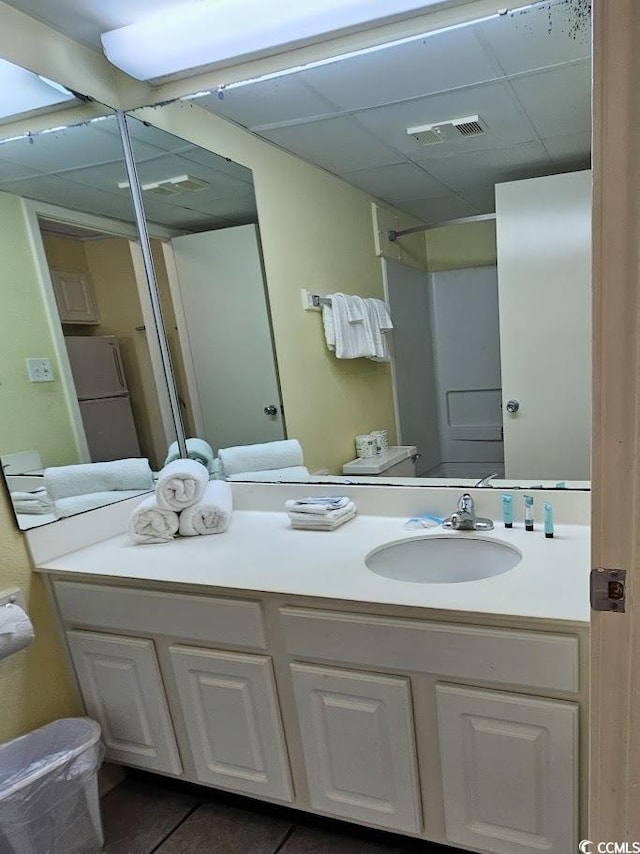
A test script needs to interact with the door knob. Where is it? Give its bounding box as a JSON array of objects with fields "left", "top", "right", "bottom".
[
  {"left": 505, "top": 399, "right": 520, "bottom": 414},
  {"left": 264, "top": 404, "right": 279, "bottom": 417}
]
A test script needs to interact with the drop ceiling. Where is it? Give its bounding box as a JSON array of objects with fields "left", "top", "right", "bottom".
[
  {"left": 0, "top": 116, "right": 257, "bottom": 231},
  {"left": 0, "top": 0, "right": 591, "bottom": 226},
  {"left": 194, "top": 3, "right": 591, "bottom": 224}
]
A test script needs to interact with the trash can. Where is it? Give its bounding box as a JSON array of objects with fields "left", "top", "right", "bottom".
[{"left": 0, "top": 718, "right": 104, "bottom": 854}]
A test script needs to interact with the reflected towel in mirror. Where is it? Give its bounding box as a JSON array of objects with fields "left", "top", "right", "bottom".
[
  {"left": 218, "top": 439, "right": 303, "bottom": 476},
  {"left": 44, "top": 458, "right": 153, "bottom": 500},
  {"left": 165, "top": 437, "right": 215, "bottom": 471}
]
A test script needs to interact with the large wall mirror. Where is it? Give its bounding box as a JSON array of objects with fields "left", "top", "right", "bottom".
[{"left": 125, "top": 1, "right": 592, "bottom": 489}]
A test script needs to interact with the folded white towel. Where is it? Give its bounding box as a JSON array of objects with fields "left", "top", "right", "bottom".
[
  {"left": 155, "top": 459, "right": 209, "bottom": 511},
  {"left": 285, "top": 496, "right": 350, "bottom": 515},
  {"left": 11, "top": 490, "right": 55, "bottom": 515},
  {"left": 290, "top": 506, "right": 357, "bottom": 530},
  {"left": 55, "top": 489, "right": 150, "bottom": 518},
  {"left": 219, "top": 440, "right": 303, "bottom": 476},
  {"left": 129, "top": 495, "right": 179, "bottom": 544},
  {"left": 227, "top": 466, "right": 310, "bottom": 482},
  {"left": 165, "top": 438, "right": 216, "bottom": 471},
  {"left": 179, "top": 481, "right": 233, "bottom": 536},
  {"left": 45, "top": 458, "right": 153, "bottom": 500}
]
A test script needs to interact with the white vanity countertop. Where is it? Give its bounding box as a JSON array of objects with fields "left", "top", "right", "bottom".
[{"left": 36, "top": 510, "right": 590, "bottom": 624}]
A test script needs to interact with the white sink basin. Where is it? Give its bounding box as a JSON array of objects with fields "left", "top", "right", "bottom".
[{"left": 365, "top": 535, "right": 522, "bottom": 584}]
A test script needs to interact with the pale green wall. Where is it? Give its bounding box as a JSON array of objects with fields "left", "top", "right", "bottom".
[
  {"left": 425, "top": 220, "right": 497, "bottom": 271},
  {"left": 0, "top": 192, "right": 79, "bottom": 467}
]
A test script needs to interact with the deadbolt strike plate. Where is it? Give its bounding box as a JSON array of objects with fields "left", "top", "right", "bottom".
[{"left": 590, "top": 567, "right": 627, "bottom": 613}]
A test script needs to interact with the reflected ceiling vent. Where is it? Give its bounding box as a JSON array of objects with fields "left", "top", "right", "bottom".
[
  {"left": 118, "top": 174, "right": 209, "bottom": 194},
  {"left": 407, "top": 115, "right": 487, "bottom": 145}
]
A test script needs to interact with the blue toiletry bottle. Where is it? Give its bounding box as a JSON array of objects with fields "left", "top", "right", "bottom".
[
  {"left": 544, "top": 502, "right": 554, "bottom": 539},
  {"left": 524, "top": 495, "right": 534, "bottom": 531},
  {"left": 502, "top": 493, "right": 513, "bottom": 528}
]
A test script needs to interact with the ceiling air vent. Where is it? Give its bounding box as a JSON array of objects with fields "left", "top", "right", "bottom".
[{"left": 407, "top": 115, "right": 487, "bottom": 145}]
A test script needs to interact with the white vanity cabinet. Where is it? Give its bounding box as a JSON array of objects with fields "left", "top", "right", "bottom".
[
  {"left": 290, "top": 663, "right": 421, "bottom": 833},
  {"left": 66, "top": 629, "right": 182, "bottom": 775},
  {"left": 436, "top": 684, "right": 578, "bottom": 854},
  {"left": 169, "top": 646, "right": 293, "bottom": 802},
  {"left": 49, "top": 578, "right": 585, "bottom": 854},
  {"left": 54, "top": 580, "right": 294, "bottom": 802}
]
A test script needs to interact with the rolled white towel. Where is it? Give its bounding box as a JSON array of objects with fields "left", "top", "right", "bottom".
[
  {"left": 155, "top": 459, "right": 209, "bottom": 511},
  {"left": 129, "top": 495, "right": 179, "bottom": 544},
  {"left": 219, "top": 439, "right": 303, "bottom": 476},
  {"left": 165, "top": 438, "right": 215, "bottom": 471},
  {"left": 227, "top": 466, "right": 310, "bottom": 482},
  {"left": 179, "top": 481, "right": 233, "bottom": 537},
  {"left": 45, "top": 458, "right": 153, "bottom": 500}
]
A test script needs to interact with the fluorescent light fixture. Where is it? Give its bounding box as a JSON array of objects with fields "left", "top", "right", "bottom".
[
  {"left": 118, "top": 174, "right": 210, "bottom": 194},
  {"left": 0, "top": 59, "right": 75, "bottom": 122},
  {"left": 172, "top": 0, "right": 560, "bottom": 97},
  {"left": 101, "top": 0, "right": 538, "bottom": 82}
]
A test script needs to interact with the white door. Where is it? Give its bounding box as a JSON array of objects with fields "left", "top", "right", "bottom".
[
  {"left": 495, "top": 170, "right": 592, "bottom": 480},
  {"left": 383, "top": 258, "right": 440, "bottom": 475},
  {"left": 290, "top": 663, "right": 421, "bottom": 834},
  {"left": 169, "top": 645, "right": 293, "bottom": 802},
  {"left": 436, "top": 683, "right": 578, "bottom": 854},
  {"left": 169, "top": 225, "right": 284, "bottom": 450},
  {"left": 66, "top": 630, "right": 182, "bottom": 774}
]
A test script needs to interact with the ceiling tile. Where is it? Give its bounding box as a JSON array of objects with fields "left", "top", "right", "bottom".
[
  {"left": 416, "top": 140, "right": 552, "bottom": 190},
  {"left": 175, "top": 145, "right": 253, "bottom": 183},
  {"left": 0, "top": 155, "right": 46, "bottom": 182},
  {"left": 399, "top": 193, "right": 478, "bottom": 224},
  {"left": 0, "top": 173, "right": 136, "bottom": 223},
  {"left": 459, "top": 185, "right": 497, "bottom": 213},
  {"left": 473, "top": 5, "right": 590, "bottom": 77},
  {"left": 541, "top": 132, "right": 591, "bottom": 168},
  {"left": 258, "top": 116, "right": 404, "bottom": 172},
  {"left": 354, "top": 81, "right": 536, "bottom": 160},
  {"left": 200, "top": 76, "right": 340, "bottom": 129},
  {"left": 508, "top": 61, "right": 591, "bottom": 139},
  {"left": 340, "top": 161, "right": 447, "bottom": 201},
  {"left": 300, "top": 27, "right": 498, "bottom": 112}
]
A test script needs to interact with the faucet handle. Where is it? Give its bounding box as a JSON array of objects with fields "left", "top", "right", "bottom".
[{"left": 457, "top": 493, "right": 474, "bottom": 512}]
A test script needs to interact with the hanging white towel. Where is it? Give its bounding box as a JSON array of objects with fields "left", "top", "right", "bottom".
[
  {"left": 326, "top": 293, "right": 375, "bottom": 359},
  {"left": 364, "top": 298, "right": 394, "bottom": 361}
]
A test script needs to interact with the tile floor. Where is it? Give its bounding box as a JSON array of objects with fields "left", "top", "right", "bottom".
[{"left": 101, "top": 774, "right": 461, "bottom": 854}]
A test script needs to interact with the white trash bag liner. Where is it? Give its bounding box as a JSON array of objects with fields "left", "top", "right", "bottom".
[{"left": 0, "top": 718, "right": 104, "bottom": 854}]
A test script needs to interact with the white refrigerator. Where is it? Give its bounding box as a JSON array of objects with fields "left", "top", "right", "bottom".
[{"left": 65, "top": 335, "right": 141, "bottom": 462}]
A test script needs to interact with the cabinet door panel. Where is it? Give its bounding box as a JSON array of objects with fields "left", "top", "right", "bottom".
[
  {"left": 169, "top": 646, "right": 293, "bottom": 802},
  {"left": 52, "top": 269, "right": 98, "bottom": 323},
  {"left": 436, "top": 684, "right": 578, "bottom": 854},
  {"left": 66, "top": 630, "right": 182, "bottom": 774},
  {"left": 290, "top": 664, "right": 421, "bottom": 833}
]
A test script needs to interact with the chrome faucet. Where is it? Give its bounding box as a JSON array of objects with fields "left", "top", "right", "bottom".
[
  {"left": 443, "top": 493, "right": 494, "bottom": 531},
  {"left": 475, "top": 471, "right": 499, "bottom": 488}
]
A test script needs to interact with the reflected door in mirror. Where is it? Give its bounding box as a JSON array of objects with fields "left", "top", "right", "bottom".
[{"left": 169, "top": 224, "right": 284, "bottom": 451}]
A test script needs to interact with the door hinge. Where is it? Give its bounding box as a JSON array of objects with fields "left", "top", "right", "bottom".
[{"left": 590, "top": 568, "right": 627, "bottom": 613}]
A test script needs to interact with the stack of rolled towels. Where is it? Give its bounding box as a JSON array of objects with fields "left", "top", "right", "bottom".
[
  {"left": 129, "top": 459, "right": 232, "bottom": 544},
  {"left": 285, "top": 496, "right": 357, "bottom": 531}
]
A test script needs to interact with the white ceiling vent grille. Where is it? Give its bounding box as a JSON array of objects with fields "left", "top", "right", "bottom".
[{"left": 407, "top": 115, "right": 487, "bottom": 145}]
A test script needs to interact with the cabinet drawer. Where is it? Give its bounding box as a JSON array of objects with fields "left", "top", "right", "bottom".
[
  {"left": 55, "top": 581, "right": 266, "bottom": 649},
  {"left": 280, "top": 608, "right": 578, "bottom": 692}
]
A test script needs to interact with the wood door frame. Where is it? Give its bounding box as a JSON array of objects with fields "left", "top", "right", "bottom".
[{"left": 590, "top": 0, "right": 640, "bottom": 842}]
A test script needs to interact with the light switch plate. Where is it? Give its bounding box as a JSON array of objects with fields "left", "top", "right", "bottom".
[{"left": 26, "top": 358, "right": 54, "bottom": 382}]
